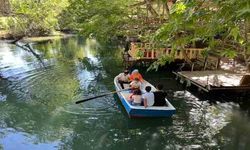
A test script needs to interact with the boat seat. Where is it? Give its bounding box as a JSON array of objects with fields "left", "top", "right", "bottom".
[
  {"left": 121, "top": 91, "right": 132, "bottom": 101},
  {"left": 123, "top": 84, "right": 130, "bottom": 89}
]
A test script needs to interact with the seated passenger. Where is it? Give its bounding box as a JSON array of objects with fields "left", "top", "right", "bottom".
[
  {"left": 142, "top": 86, "right": 154, "bottom": 108},
  {"left": 117, "top": 69, "right": 130, "bottom": 89},
  {"left": 128, "top": 89, "right": 142, "bottom": 106},
  {"left": 153, "top": 84, "right": 167, "bottom": 106},
  {"left": 129, "top": 69, "right": 143, "bottom": 82},
  {"left": 129, "top": 77, "right": 141, "bottom": 91}
]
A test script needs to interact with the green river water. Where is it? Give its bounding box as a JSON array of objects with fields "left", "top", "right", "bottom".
[{"left": 0, "top": 36, "right": 250, "bottom": 150}]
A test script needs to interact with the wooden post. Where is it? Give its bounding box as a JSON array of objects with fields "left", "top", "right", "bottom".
[
  {"left": 191, "top": 63, "right": 194, "bottom": 71},
  {"left": 207, "top": 75, "right": 209, "bottom": 86},
  {"left": 203, "top": 56, "right": 208, "bottom": 70},
  {"left": 216, "top": 57, "right": 221, "bottom": 69},
  {"left": 233, "top": 58, "right": 236, "bottom": 72}
]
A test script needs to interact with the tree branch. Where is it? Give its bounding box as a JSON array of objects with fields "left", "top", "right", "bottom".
[{"left": 10, "top": 38, "right": 46, "bottom": 68}]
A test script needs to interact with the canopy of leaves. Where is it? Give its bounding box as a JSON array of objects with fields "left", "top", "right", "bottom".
[
  {"left": 6, "top": 0, "right": 68, "bottom": 36},
  {"left": 59, "top": 0, "right": 134, "bottom": 40},
  {"left": 150, "top": 0, "right": 250, "bottom": 67}
]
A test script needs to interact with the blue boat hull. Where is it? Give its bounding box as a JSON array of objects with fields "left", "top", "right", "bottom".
[{"left": 114, "top": 82, "right": 176, "bottom": 118}]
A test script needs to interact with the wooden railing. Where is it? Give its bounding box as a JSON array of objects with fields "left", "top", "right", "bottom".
[{"left": 128, "top": 42, "right": 204, "bottom": 60}]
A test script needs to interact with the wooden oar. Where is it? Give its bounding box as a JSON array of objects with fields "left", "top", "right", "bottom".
[{"left": 75, "top": 88, "right": 130, "bottom": 104}]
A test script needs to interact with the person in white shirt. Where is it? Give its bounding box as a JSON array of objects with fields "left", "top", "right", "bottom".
[
  {"left": 118, "top": 69, "right": 130, "bottom": 89},
  {"left": 142, "top": 86, "right": 154, "bottom": 108}
]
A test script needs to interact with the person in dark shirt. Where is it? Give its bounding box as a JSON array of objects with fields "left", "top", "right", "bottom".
[{"left": 153, "top": 84, "right": 167, "bottom": 106}]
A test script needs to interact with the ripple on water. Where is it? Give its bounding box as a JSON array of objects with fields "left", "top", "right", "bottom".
[{"left": 57, "top": 96, "right": 119, "bottom": 118}]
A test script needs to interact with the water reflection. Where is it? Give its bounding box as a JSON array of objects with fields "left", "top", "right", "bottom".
[{"left": 217, "top": 111, "right": 250, "bottom": 149}]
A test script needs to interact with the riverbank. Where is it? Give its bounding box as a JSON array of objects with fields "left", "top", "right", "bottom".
[{"left": 0, "top": 30, "right": 76, "bottom": 42}]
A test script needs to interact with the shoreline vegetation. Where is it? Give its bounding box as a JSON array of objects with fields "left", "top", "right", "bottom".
[
  {"left": 0, "top": 30, "right": 76, "bottom": 42},
  {"left": 0, "top": 29, "right": 75, "bottom": 42}
]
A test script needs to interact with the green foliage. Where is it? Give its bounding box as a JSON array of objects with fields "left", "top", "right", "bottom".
[
  {"left": 171, "top": 2, "right": 186, "bottom": 14},
  {"left": 220, "top": 49, "right": 238, "bottom": 59},
  {"left": 0, "top": 17, "right": 8, "bottom": 29},
  {"left": 135, "top": 49, "right": 144, "bottom": 59},
  {"left": 228, "top": 27, "right": 240, "bottom": 41},
  {"left": 151, "top": 0, "right": 250, "bottom": 67},
  {"left": 201, "top": 48, "right": 210, "bottom": 58},
  {"left": 7, "top": 0, "right": 68, "bottom": 36},
  {"left": 147, "top": 55, "right": 174, "bottom": 71},
  {"left": 59, "top": 0, "right": 133, "bottom": 40}
]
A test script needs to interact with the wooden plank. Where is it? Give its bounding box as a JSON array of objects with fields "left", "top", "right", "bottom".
[
  {"left": 179, "top": 70, "right": 244, "bottom": 87},
  {"left": 174, "top": 70, "right": 250, "bottom": 92},
  {"left": 173, "top": 71, "right": 209, "bottom": 92}
]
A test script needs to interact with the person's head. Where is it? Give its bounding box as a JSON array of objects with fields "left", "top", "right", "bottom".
[
  {"left": 145, "top": 86, "right": 151, "bottom": 92},
  {"left": 156, "top": 84, "right": 163, "bottom": 90},
  {"left": 133, "top": 89, "right": 141, "bottom": 95},
  {"left": 134, "top": 77, "right": 139, "bottom": 82},
  {"left": 132, "top": 69, "right": 139, "bottom": 74},
  {"left": 124, "top": 69, "right": 129, "bottom": 75}
]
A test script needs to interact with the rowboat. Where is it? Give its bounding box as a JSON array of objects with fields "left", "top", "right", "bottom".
[{"left": 114, "top": 76, "right": 176, "bottom": 118}]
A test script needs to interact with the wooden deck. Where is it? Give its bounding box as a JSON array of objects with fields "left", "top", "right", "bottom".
[{"left": 173, "top": 70, "right": 250, "bottom": 92}]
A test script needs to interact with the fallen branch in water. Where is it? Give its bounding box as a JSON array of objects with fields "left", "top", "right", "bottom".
[{"left": 9, "top": 37, "right": 46, "bottom": 68}]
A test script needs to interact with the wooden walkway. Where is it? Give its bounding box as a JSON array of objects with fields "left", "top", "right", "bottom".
[{"left": 173, "top": 70, "right": 250, "bottom": 92}]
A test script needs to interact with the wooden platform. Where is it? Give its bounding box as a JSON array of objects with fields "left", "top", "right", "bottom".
[{"left": 173, "top": 70, "right": 250, "bottom": 92}]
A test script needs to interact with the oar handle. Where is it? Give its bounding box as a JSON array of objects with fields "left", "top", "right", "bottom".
[{"left": 75, "top": 88, "right": 130, "bottom": 104}]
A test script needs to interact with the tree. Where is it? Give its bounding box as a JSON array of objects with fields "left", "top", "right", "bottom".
[
  {"left": 6, "top": 0, "right": 68, "bottom": 36},
  {"left": 59, "top": 0, "right": 175, "bottom": 40},
  {"left": 151, "top": 0, "right": 250, "bottom": 69},
  {"left": 58, "top": 0, "right": 134, "bottom": 40}
]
